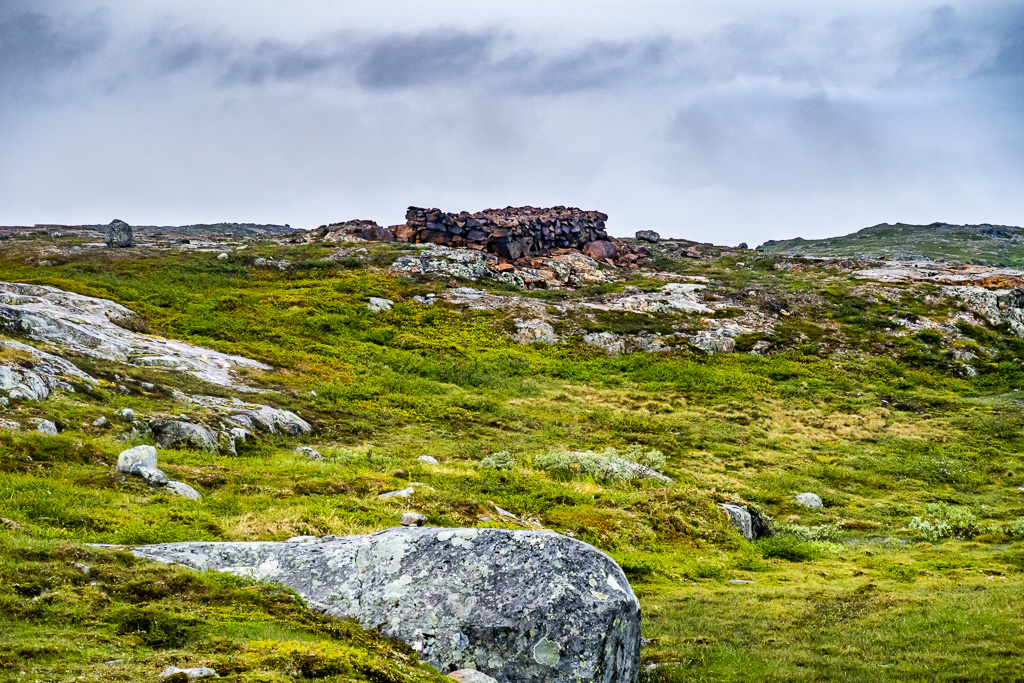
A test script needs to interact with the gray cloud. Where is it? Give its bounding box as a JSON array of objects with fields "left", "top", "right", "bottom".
[
  {"left": 0, "top": 8, "right": 109, "bottom": 84},
  {"left": 356, "top": 29, "right": 495, "bottom": 89}
]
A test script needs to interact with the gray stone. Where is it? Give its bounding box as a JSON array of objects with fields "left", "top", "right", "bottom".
[
  {"left": 153, "top": 420, "right": 219, "bottom": 452},
  {"left": 368, "top": 297, "right": 394, "bottom": 312},
  {"left": 718, "top": 504, "right": 761, "bottom": 540},
  {"left": 133, "top": 527, "right": 641, "bottom": 683},
  {"left": 449, "top": 670, "right": 499, "bottom": 683},
  {"left": 400, "top": 512, "right": 427, "bottom": 526},
  {"left": 217, "top": 253, "right": 228, "bottom": 260},
  {"left": 158, "top": 666, "right": 219, "bottom": 679},
  {"left": 92, "top": 416, "right": 107, "bottom": 427},
  {"left": 137, "top": 466, "right": 170, "bottom": 486},
  {"left": 795, "top": 492, "right": 823, "bottom": 509},
  {"left": 514, "top": 320, "right": 558, "bottom": 345},
  {"left": 296, "top": 446, "right": 325, "bottom": 460},
  {"left": 418, "top": 455, "right": 439, "bottom": 465},
  {"left": 166, "top": 480, "right": 201, "bottom": 500},
  {"left": 0, "top": 419, "right": 21, "bottom": 431},
  {"left": 33, "top": 419, "right": 58, "bottom": 435},
  {"left": 634, "top": 230, "right": 661, "bottom": 243},
  {"left": 114, "top": 408, "right": 135, "bottom": 422},
  {"left": 117, "top": 445, "right": 158, "bottom": 473},
  {"left": 728, "top": 579, "right": 754, "bottom": 584},
  {"left": 583, "top": 332, "right": 624, "bottom": 357},
  {"left": 378, "top": 487, "right": 415, "bottom": 499},
  {"left": 105, "top": 220, "right": 133, "bottom": 248}
]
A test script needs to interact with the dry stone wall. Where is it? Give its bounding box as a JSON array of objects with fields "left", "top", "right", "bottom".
[{"left": 398, "top": 206, "right": 612, "bottom": 260}]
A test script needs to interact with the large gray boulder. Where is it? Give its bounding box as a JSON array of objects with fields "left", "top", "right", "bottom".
[
  {"left": 133, "top": 527, "right": 641, "bottom": 683},
  {"left": 152, "top": 419, "right": 219, "bottom": 451},
  {"left": 105, "top": 219, "right": 134, "bottom": 248}
]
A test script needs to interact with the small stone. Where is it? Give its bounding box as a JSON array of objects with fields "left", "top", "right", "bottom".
[
  {"left": 400, "top": 512, "right": 427, "bottom": 527},
  {"left": 367, "top": 297, "right": 394, "bottom": 312},
  {"left": 378, "top": 487, "right": 415, "bottom": 499},
  {"left": 137, "top": 466, "right": 170, "bottom": 486},
  {"left": 728, "top": 579, "right": 754, "bottom": 584},
  {"left": 158, "top": 666, "right": 219, "bottom": 679},
  {"left": 286, "top": 536, "right": 317, "bottom": 543},
  {"left": 795, "top": 492, "right": 823, "bottom": 509},
  {"left": 448, "top": 670, "right": 498, "bottom": 683},
  {"left": 418, "top": 455, "right": 439, "bottom": 465},
  {"left": 634, "top": 230, "right": 661, "bottom": 243},
  {"left": 114, "top": 408, "right": 135, "bottom": 422},
  {"left": 295, "top": 446, "right": 324, "bottom": 460},
  {"left": 116, "top": 445, "right": 158, "bottom": 474},
  {"left": 217, "top": 253, "right": 228, "bottom": 260},
  {"left": 166, "top": 480, "right": 201, "bottom": 500},
  {"left": 92, "top": 416, "right": 107, "bottom": 427},
  {"left": 73, "top": 562, "right": 91, "bottom": 577},
  {"left": 33, "top": 419, "right": 58, "bottom": 436}
]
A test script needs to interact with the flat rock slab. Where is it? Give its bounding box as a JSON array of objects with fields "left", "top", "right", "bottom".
[{"left": 133, "top": 527, "right": 641, "bottom": 683}]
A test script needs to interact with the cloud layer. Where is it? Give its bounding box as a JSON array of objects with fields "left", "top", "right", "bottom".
[{"left": 2, "top": 2, "right": 1023, "bottom": 243}]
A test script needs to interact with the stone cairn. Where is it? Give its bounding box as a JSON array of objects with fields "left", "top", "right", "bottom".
[{"left": 397, "top": 206, "right": 612, "bottom": 260}]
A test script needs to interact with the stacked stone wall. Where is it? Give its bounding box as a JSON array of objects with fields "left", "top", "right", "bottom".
[{"left": 397, "top": 206, "right": 611, "bottom": 260}]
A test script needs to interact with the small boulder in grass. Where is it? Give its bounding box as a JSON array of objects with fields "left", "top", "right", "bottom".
[
  {"left": 448, "top": 670, "right": 498, "bottom": 683},
  {"left": 400, "top": 512, "right": 426, "bottom": 527},
  {"left": 795, "top": 492, "right": 823, "bottom": 509},
  {"left": 295, "top": 446, "right": 325, "bottom": 460},
  {"left": 418, "top": 455, "right": 439, "bottom": 465},
  {"left": 159, "top": 666, "right": 219, "bottom": 679},
  {"left": 116, "top": 445, "right": 158, "bottom": 474}
]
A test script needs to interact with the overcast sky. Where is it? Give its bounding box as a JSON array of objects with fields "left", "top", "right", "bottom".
[{"left": 2, "top": 1, "right": 1023, "bottom": 244}]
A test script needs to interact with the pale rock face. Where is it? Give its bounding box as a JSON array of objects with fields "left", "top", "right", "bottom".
[
  {"left": 0, "top": 282, "right": 269, "bottom": 388},
  {"left": 719, "top": 504, "right": 759, "bottom": 540},
  {"left": 368, "top": 297, "right": 394, "bottom": 312},
  {"left": 32, "top": 419, "right": 58, "bottom": 435},
  {"left": 795, "top": 492, "right": 823, "bottom": 509},
  {"left": 514, "top": 320, "right": 558, "bottom": 345},
  {"left": 0, "top": 339, "right": 97, "bottom": 403},
  {"left": 165, "top": 481, "right": 201, "bottom": 500},
  {"left": 116, "top": 445, "right": 159, "bottom": 474},
  {"left": 133, "top": 527, "right": 642, "bottom": 683},
  {"left": 583, "top": 332, "right": 625, "bottom": 357}
]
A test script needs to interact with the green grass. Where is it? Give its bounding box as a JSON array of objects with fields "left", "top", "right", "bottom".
[{"left": 3, "top": 238, "right": 1024, "bottom": 680}]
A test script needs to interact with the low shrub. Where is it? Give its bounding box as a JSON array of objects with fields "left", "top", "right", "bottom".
[
  {"left": 478, "top": 451, "right": 516, "bottom": 471},
  {"left": 909, "top": 503, "right": 982, "bottom": 541},
  {"left": 533, "top": 445, "right": 667, "bottom": 484}
]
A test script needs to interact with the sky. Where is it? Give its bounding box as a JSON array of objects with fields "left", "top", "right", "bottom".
[{"left": 2, "top": 1, "right": 1023, "bottom": 245}]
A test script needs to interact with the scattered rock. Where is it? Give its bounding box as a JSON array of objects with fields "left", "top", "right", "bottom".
[
  {"left": 217, "top": 253, "right": 228, "bottom": 260},
  {"left": 152, "top": 420, "right": 219, "bottom": 452},
  {"left": 1, "top": 517, "right": 21, "bottom": 529},
  {"left": 117, "top": 445, "right": 159, "bottom": 474},
  {"left": 795, "top": 492, "right": 823, "bottom": 509},
  {"left": 718, "top": 504, "right": 764, "bottom": 540},
  {"left": 400, "top": 512, "right": 427, "bottom": 527},
  {"left": 583, "top": 332, "right": 624, "bottom": 357},
  {"left": 73, "top": 562, "right": 90, "bottom": 576},
  {"left": 133, "top": 527, "right": 641, "bottom": 683},
  {"left": 158, "top": 666, "right": 219, "bottom": 680},
  {"left": 634, "top": 230, "right": 661, "bottom": 243},
  {"left": 165, "top": 481, "right": 202, "bottom": 500},
  {"left": 448, "top": 670, "right": 498, "bottom": 683},
  {"left": 417, "top": 455, "right": 439, "bottom": 465},
  {"left": 104, "top": 219, "right": 133, "bottom": 248},
  {"left": 367, "top": 297, "right": 394, "bottom": 312},
  {"left": 513, "top": 320, "right": 558, "bottom": 345},
  {"left": 728, "top": 579, "right": 754, "bottom": 584},
  {"left": 295, "top": 446, "right": 325, "bottom": 460},
  {"left": 0, "top": 419, "right": 21, "bottom": 431},
  {"left": 114, "top": 408, "right": 136, "bottom": 422},
  {"left": 137, "top": 466, "right": 170, "bottom": 486},
  {"left": 92, "top": 416, "right": 107, "bottom": 427},
  {"left": 583, "top": 240, "right": 617, "bottom": 262},
  {"left": 32, "top": 419, "right": 58, "bottom": 435},
  {"left": 378, "top": 487, "right": 415, "bottom": 499},
  {"left": 253, "top": 257, "right": 291, "bottom": 271}
]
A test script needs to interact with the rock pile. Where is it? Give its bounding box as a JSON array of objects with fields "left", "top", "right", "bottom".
[
  {"left": 398, "top": 206, "right": 626, "bottom": 262},
  {"left": 116, "top": 445, "right": 200, "bottom": 499},
  {"left": 304, "top": 220, "right": 396, "bottom": 244},
  {"left": 133, "top": 527, "right": 642, "bottom": 683}
]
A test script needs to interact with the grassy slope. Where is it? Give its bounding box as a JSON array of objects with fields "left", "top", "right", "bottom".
[
  {"left": 757, "top": 222, "right": 1024, "bottom": 266},
  {"left": 2, "top": 237, "right": 1024, "bottom": 681}
]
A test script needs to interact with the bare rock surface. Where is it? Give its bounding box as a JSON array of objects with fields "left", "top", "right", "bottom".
[
  {"left": 132, "top": 527, "right": 642, "bottom": 683},
  {"left": 0, "top": 338, "right": 97, "bottom": 402},
  {"left": 0, "top": 282, "right": 269, "bottom": 388}
]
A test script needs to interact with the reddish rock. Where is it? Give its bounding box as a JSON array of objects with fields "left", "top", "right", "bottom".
[{"left": 583, "top": 240, "right": 617, "bottom": 261}]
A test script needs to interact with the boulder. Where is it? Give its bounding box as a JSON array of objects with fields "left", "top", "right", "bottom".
[
  {"left": 718, "top": 504, "right": 764, "bottom": 540},
  {"left": 166, "top": 480, "right": 201, "bottom": 500},
  {"left": 379, "top": 487, "right": 415, "bottom": 499},
  {"left": 33, "top": 419, "right": 58, "bottom": 435},
  {"left": 133, "top": 527, "right": 641, "bottom": 683},
  {"left": 514, "top": 320, "right": 558, "bottom": 345},
  {"left": 400, "top": 512, "right": 427, "bottom": 526},
  {"left": 368, "top": 297, "right": 394, "bottom": 312},
  {"left": 634, "top": 230, "right": 660, "bottom": 243},
  {"left": 583, "top": 332, "right": 624, "bottom": 357},
  {"left": 105, "top": 219, "right": 133, "bottom": 248},
  {"left": 418, "top": 455, "right": 439, "bottom": 465},
  {"left": 117, "top": 446, "right": 159, "bottom": 474},
  {"left": 137, "top": 466, "right": 170, "bottom": 486},
  {"left": 296, "top": 446, "right": 325, "bottom": 460},
  {"left": 583, "top": 241, "right": 617, "bottom": 261},
  {"left": 795, "top": 492, "right": 823, "bottom": 509},
  {"left": 152, "top": 420, "right": 219, "bottom": 452},
  {"left": 158, "top": 666, "right": 218, "bottom": 679}
]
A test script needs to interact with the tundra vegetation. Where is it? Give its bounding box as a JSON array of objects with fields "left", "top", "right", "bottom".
[{"left": 2, "top": 230, "right": 1024, "bottom": 682}]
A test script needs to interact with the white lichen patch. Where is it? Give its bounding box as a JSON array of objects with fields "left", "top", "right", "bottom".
[{"left": 533, "top": 636, "right": 561, "bottom": 667}]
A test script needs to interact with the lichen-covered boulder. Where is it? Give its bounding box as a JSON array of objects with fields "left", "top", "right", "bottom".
[
  {"left": 132, "top": 527, "right": 641, "bottom": 683},
  {"left": 105, "top": 219, "right": 134, "bottom": 248}
]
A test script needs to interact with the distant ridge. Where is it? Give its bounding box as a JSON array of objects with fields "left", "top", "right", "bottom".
[{"left": 757, "top": 222, "right": 1024, "bottom": 266}]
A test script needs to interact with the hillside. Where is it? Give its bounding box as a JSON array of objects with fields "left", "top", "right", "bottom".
[
  {"left": 3, "top": 222, "right": 1024, "bottom": 681},
  {"left": 758, "top": 222, "right": 1024, "bottom": 265}
]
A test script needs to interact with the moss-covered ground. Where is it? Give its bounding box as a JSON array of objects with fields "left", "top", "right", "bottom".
[{"left": 2, "top": 236, "right": 1024, "bottom": 681}]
